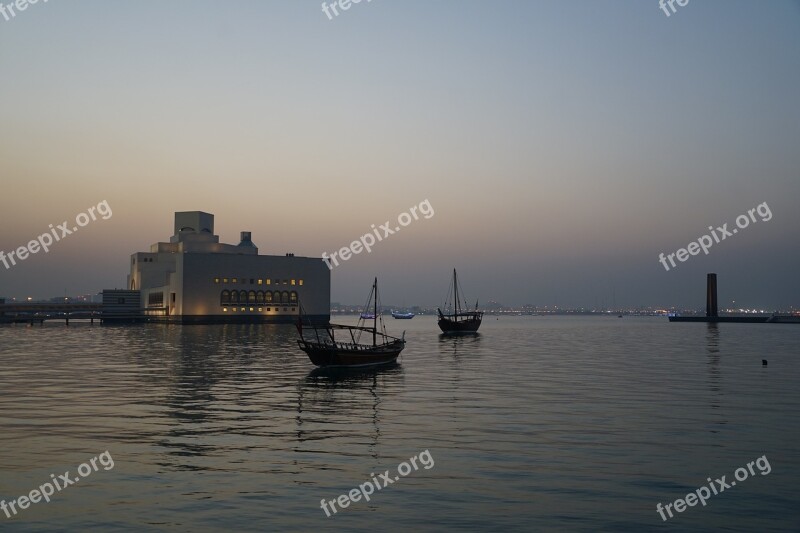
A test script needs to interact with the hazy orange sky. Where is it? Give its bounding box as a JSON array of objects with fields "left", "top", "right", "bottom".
[{"left": 1, "top": 1, "right": 799, "bottom": 308}]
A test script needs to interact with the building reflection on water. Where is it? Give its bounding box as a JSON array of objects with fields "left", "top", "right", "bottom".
[
  {"left": 116, "top": 324, "right": 303, "bottom": 465},
  {"left": 705, "top": 322, "right": 727, "bottom": 434}
]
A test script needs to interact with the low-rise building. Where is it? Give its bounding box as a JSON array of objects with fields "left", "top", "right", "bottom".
[{"left": 127, "top": 211, "right": 329, "bottom": 324}]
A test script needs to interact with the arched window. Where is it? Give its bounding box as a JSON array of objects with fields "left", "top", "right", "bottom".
[
  {"left": 290, "top": 291, "right": 298, "bottom": 303},
  {"left": 256, "top": 291, "right": 265, "bottom": 304},
  {"left": 281, "top": 291, "right": 289, "bottom": 303},
  {"left": 230, "top": 291, "right": 239, "bottom": 304},
  {"left": 248, "top": 290, "right": 256, "bottom": 304},
  {"left": 265, "top": 291, "right": 273, "bottom": 303},
  {"left": 239, "top": 290, "right": 247, "bottom": 303},
  {"left": 221, "top": 290, "right": 231, "bottom": 305}
]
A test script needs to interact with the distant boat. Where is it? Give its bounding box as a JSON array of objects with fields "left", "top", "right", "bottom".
[
  {"left": 297, "top": 278, "right": 405, "bottom": 368},
  {"left": 437, "top": 269, "right": 483, "bottom": 334},
  {"left": 391, "top": 311, "right": 415, "bottom": 319},
  {"left": 360, "top": 313, "right": 376, "bottom": 320}
]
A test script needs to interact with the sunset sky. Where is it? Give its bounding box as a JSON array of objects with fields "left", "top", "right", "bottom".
[{"left": 1, "top": 0, "right": 799, "bottom": 309}]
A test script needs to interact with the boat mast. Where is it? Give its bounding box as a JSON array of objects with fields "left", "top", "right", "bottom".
[
  {"left": 454, "top": 268, "right": 460, "bottom": 318},
  {"left": 373, "top": 277, "right": 377, "bottom": 347}
]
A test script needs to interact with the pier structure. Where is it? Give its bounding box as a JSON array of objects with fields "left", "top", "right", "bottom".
[{"left": 669, "top": 273, "right": 798, "bottom": 324}]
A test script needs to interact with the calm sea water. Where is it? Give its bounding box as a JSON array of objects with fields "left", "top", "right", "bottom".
[{"left": 1, "top": 316, "right": 798, "bottom": 532}]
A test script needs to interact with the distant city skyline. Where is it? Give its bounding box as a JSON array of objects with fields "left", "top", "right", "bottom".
[
  {"left": 0, "top": 292, "right": 787, "bottom": 316},
  {"left": 1, "top": 0, "right": 799, "bottom": 309}
]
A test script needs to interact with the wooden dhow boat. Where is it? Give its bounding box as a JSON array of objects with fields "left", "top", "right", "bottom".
[
  {"left": 297, "top": 278, "right": 405, "bottom": 368},
  {"left": 437, "top": 269, "right": 483, "bottom": 334}
]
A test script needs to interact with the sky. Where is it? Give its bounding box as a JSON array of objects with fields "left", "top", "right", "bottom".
[{"left": 1, "top": 0, "right": 798, "bottom": 310}]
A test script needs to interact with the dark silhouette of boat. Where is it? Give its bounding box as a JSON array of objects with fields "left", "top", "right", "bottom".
[
  {"left": 437, "top": 269, "right": 483, "bottom": 334},
  {"left": 297, "top": 278, "right": 405, "bottom": 368}
]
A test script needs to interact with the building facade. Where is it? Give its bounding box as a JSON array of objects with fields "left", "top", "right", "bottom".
[
  {"left": 128, "top": 211, "right": 330, "bottom": 324},
  {"left": 102, "top": 290, "right": 141, "bottom": 322}
]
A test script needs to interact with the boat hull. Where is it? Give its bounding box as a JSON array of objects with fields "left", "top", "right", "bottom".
[
  {"left": 298, "top": 339, "right": 405, "bottom": 368},
  {"left": 438, "top": 317, "right": 482, "bottom": 334}
]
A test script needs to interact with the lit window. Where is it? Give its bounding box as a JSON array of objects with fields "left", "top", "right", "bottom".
[
  {"left": 258, "top": 308, "right": 263, "bottom": 312},
  {"left": 223, "top": 307, "right": 228, "bottom": 312},
  {"left": 266, "top": 279, "right": 271, "bottom": 285},
  {"left": 232, "top": 278, "right": 238, "bottom": 283},
  {"left": 214, "top": 278, "right": 220, "bottom": 284},
  {"left": 258, "top": 279, "right": 262, "bottom": 285},
  {"left": 223, "top": 278, "right": 229, "bottom": 283},
  {"left": 249, "top": 307, "right": 254, "bottom": 312},
  {"left": 291, "top": 279, "right": 296, "bottom": 286},
  {"left": 241, "top": 307, "right": 245, "bottom": 312},
  {"left": 232, "top": 308, "right": 237, "bottom": 312},
  {"left": 299, "top": 280, "right": 304, "bottom": 286}
]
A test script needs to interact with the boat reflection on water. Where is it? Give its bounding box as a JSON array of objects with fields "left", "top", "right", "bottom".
[
  {"left": 295, "top": 363, "right": 405, "bottom": 458},
  {"left": 438, "top": 331, "right": 482, "bottom": 357},
  {"left": 304, "top": 361, "right": 403, "bottom": 382}
]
